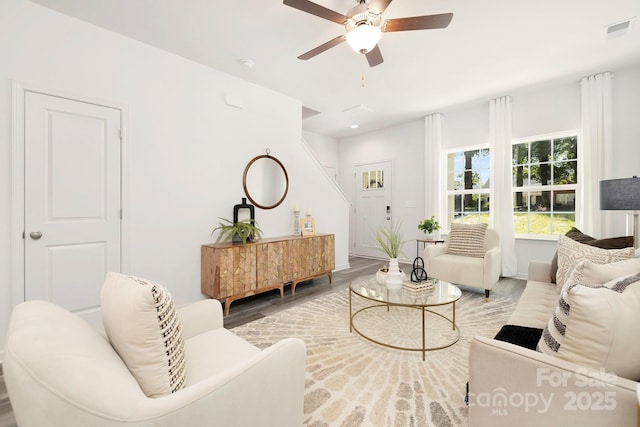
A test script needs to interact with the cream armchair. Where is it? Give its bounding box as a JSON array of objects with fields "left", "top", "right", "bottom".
[
  {"left": 423, "top": 228, "right": 501, "bottom": 300},
  {"left": 4, "top": 299, "right": 306, "bottom": 427}
]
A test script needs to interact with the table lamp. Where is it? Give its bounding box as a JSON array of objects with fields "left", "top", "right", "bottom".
[{"left": 600, "top": 176, "right": 640, "bottom": 249}]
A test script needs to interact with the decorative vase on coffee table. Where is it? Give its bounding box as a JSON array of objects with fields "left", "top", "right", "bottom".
[{"left": 385, "top": 258, "right": 403, "bottom": 290}]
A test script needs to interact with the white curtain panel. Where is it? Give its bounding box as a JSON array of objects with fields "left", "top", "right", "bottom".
[
  {"left": 579, "top": 72, "right": 613, "bottom": 238},
  {"left": 489, "top": 96, "right": 517, "bottom": 277},
  {"left": 424, "top": 114, "right": 443, "bottom": 222}
]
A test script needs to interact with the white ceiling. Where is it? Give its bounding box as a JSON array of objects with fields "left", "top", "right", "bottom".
[{"left": 29, "top": 0, "right": 640, "bottom": 139}]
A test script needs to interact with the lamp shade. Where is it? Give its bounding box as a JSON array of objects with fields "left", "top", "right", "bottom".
[
  {"left": 346, "top": 25, "right": 381, "bottom": 54},
  {"left": 600, "top": 177, "right": 640, "bottom": 210}
]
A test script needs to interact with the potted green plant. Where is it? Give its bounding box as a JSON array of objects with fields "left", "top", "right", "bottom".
[
  {"left": 211, "top": 217, "right": 263, "bottom": 245},
  {"left": 373, "top": 221, "right": 406, "bottom": 290},
  {"left": 418, "top": 216, "right": 441, "bottom": 240}
]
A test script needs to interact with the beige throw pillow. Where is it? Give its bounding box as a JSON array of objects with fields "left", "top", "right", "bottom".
[
  {"left": 538, "top": 273, "right": 640, "bottom": 381},
  {"left": 101, "top": 273, "right": 186, "bottom": 398},
  {"left": 555, "top": 235, "right": 635, "bottom": 292},
  {"left": 564, "top": 258, "right": 640, "bottom": 293},
  {"left": 447, "top": 223, "right": 488, "bottom": 258}
]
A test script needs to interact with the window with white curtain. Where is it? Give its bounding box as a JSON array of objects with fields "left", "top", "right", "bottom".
[
  {"left": 446, "top": 147, "right": 491, "bottom": 226},
  {"left": 512, "top": 131, "right": 579, "bottom": 235}
]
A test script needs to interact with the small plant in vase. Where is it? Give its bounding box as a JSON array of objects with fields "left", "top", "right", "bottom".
[
  {"left": 373, "top": 221, "right": 407, "bottom": 290},
  {"left": 211, "top": 217, "right": 263, "bottom": 245},
  {"left": 418, "top": 216, "right": 441, "bottom": 240}
]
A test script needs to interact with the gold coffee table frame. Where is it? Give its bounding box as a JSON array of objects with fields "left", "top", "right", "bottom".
[{"left": 349, "top": 275, "right": 462, "bottom": 361}]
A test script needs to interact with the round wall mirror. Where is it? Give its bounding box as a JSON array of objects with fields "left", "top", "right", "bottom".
[{"left": 243, "top": 154, "right": 289, "bottom": 209}]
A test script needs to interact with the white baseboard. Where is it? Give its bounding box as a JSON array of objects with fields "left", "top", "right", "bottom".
[{"left": 334, "top": 262, "right": 351, "bottom": 272}]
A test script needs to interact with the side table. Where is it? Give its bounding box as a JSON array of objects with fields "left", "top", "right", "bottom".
[{"left": 416, "top": 238, "right": 445, "bottom": 257}]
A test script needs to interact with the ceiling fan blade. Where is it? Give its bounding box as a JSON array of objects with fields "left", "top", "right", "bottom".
[
  {"left": 383, "top": 13, "right": 453, "bottom": 32},
  {"left": 298, "top": 35, "right": 346, "bottom": 60},
  {"left": 368, "top": 0, "right": 393, "bottom": 14},
  {"left": 365, "top": 45, "right": 384, "bottom": 67},
  {"left": 283, "top": 0, "right": 347, "bottom": 24}
]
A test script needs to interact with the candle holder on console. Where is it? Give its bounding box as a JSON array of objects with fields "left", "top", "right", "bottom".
[{"left": 293, "top": 206, "right": 301, "bottom": 236}]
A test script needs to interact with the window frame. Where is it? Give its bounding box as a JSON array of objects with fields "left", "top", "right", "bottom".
[
  {"left": 444, "top": 144, "right": 491, "bottom": 230},
  {"left": 512, "top": 130, "right": 580, "bottom": 239}
]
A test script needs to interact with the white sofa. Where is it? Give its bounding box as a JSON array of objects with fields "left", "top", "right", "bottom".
[
  {"left": 4, "top": 299, "right": 306, "bottom": 427},
  {"left": 468, "top": 261, "right": 638, "bottom": 426},
  {"left": 423, "top": 228, "right": 501, "bottom": 300}
]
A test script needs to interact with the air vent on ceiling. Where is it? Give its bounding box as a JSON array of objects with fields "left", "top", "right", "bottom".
[
  {"left": 342, "top": 104, "right": 373, "bottom": 115},
  {"left": 606, "top": 18, "right": 634, "bottom": 39}
]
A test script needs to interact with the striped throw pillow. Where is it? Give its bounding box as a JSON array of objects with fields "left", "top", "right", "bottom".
[
  {"left": 538, "top": 273, "right": 640, "bottom": 380},
  {"left": 101, "top": 273, "right": 186, "bottom": 398},
  {"left": 447, "top": 223, "right": 488, "bottom": 258}
]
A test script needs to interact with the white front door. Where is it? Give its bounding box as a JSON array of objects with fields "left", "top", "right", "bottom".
[
  {"left": 24, "top": 91, "right": 122, "bottom": 325},
  {"left": 354, "top": 161, "right": 392, "bottom": 258}
]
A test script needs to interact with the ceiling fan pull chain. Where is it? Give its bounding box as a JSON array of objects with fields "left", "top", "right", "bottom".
[{"left": 361, "top": 57, "right": 367, "bottom": 88}]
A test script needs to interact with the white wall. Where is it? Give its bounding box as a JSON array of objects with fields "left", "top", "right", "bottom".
[
  {"left": 338, "top": 63, "right": 640, "bottom": 277},
  {"left": 302, "top": 131, "right": 339, "bottom": 175},
  {"left": 0, "top": 0, "right": 350, "bottom": 354},
  {"left": 338, "top": 119, "right": 426, "bottom": 263},
  {"left": 610, "top": 65, "right": 640, "bottom": 237}
]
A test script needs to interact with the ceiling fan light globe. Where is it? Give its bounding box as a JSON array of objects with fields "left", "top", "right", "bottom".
[{"left": 346, "top": 24, "right": 381, "bottom": 54}]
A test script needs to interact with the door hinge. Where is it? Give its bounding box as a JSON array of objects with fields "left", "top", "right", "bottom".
[
  {"left": 120, "top": 208, "right": 123, "bottom": 219},
  {"left": 119, "top": 129, "right": 123, "bottom": 140},
  {"left": 22, "top": 231, "right": 25, "bottom": 239}
]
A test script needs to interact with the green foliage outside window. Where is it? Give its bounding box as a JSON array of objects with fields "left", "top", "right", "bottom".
[{"left": 512, "top": 135, "right": 578, "bottom": 235}]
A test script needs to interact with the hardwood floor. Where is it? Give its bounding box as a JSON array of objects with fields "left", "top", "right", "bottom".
[
  {"left": 0, "top": 365, "right": 15, "bottom": 427},
  {"left": 0, "top": 256, "right": 525, "bottom": 426}
]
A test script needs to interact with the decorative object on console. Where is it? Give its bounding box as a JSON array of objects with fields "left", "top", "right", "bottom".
[
  {"left": 233, "top": 197, "right": 254, "bottom": 224},
  {"left": 600, "top": 176, "right": 640, "bottom": 248},
  {"left": 301, "top": 214, "right": 316, "bottom": 236},
  {"left": 293, "top": 205, "right": 301, "bottom": 236},
  {"left": 211, "top": 217, "right": 263, "bottom": 245},
  {"left": 243, "top": 149, "right": 289, "bottom": 209},
  {"left": 373, "top": 221, "right": 406, "bottom": 290},
  {"left": 418, "top": 216, "right": 441, "bottom": 240}
]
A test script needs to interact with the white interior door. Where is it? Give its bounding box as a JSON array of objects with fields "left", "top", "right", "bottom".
[
  {"left": 24, "top": 91, "right": 122, "bottom": 325},
  {"left": 354, "top": 161, "right": 392, "bottom": 258}
]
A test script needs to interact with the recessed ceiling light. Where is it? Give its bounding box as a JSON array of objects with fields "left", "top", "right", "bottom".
[{"left": 350, "top": 124, "right": 359, "bottom": 129}]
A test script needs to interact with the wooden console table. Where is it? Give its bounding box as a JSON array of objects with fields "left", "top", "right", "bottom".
[{"left": 201, "top": 233, "right": 335, "bottom": 315}]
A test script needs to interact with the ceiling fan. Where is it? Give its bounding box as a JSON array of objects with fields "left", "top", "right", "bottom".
[{"left": 283, "top": 0, "right": 453, "bottom": 67}]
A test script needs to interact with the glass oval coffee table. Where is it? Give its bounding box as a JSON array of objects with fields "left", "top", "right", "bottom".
[{"left": 349, "top": 275, "right": 462, "bottom": 360}]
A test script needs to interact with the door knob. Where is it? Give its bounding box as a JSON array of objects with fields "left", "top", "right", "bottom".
[{"left": 29, "top": 231, "right": 43, "bottom": 240}]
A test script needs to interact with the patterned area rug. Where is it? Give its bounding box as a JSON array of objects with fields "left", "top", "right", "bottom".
[{"left": 232, "top": 288, "right": 517, "bottom": 427}]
